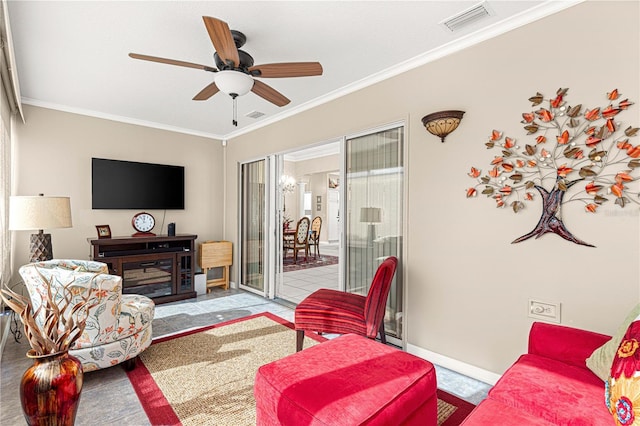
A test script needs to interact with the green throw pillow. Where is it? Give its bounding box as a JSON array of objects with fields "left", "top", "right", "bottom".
[{"left": 587, "top": 303, "right": 640, "bottom": 381}]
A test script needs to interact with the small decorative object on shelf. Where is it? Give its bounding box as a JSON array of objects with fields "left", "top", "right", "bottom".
[
  {"left": 131, "top": 212, "right": 155, "bottom": 237},
  {"left": 95, "top": 224, "right": 111, "bottom": 239},
  {"left": 1, "top": 270, "right": 99, "bottom": 426},
  {"left": 466, "top": 88, "right": 638, "bottom": 247}
]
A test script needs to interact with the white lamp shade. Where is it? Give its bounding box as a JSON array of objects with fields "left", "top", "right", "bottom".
[
  {"left": 9, "top": 196, "right": 72, "bottom": 230},
  {"left": 215, "top": 70, "right": 254, "bottom": 96},
  {"left": 360, "top": 207, "right": 382, "bottom": 223}
]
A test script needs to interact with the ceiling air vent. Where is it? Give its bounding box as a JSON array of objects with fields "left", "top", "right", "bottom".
[
  {"left": 441, "top": 1, "right": 493, "bottom": 32},
  {"left": 246, "top": 110, "right": 265, "bottom": 119}
]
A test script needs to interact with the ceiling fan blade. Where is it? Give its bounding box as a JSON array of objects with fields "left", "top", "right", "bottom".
[
  {"left": 202, "top": 16, "right": 240, "bottom": 68},
  {"left": 248, "top": 62, "right": 323, "bottom": 78},
  {"left": 193, "top": 82, "right": 220, "bottom": 101},
  {"left": 129, "top": 53, "right": 217, "bottom": 72},
  {"left": 251, "top": 80, "right": 290, "bottom": 107}
]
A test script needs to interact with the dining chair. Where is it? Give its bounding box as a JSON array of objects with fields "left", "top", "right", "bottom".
[
  {"left": 294, "top": 256, "right": 398, "bottom": 351},
  {"left": 308, "top": 216, "right": 322, "bottom": 258},
  {"left": 283, "top": 217, "right": 311, "bottom": 264}
]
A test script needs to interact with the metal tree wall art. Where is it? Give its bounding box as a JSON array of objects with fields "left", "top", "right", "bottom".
[{"left": 466, "top": 88, "right": 638, "bottom": 247}]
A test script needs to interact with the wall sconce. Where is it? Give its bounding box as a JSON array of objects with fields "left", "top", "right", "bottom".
[
  {"left": 9, "top": 194, "right": 73, "bottom": 262},
  {"left": 421, "top": 110, "right": 465, "bottom": 142}
]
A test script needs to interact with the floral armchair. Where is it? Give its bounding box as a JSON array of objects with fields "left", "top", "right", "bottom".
[{"left": 19, "top": 259, "right": 154, "bottom": 372}]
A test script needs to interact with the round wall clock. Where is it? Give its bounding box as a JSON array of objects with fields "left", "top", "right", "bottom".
[{"left": 132, "top": 212, "right": 156, "bottom": 236}]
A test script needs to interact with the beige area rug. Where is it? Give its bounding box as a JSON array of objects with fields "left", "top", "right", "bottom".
[{"left": 126, "top": 312, "right": 474, "bottom": 425}]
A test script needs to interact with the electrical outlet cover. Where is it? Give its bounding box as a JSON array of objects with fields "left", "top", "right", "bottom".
[{"left": 528, "top": 299, "right": 561, "bottom": 323}]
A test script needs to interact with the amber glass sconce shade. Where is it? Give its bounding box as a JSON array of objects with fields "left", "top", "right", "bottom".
[{"left": 421, "top": 110, "right": 465, "bottom": 142}]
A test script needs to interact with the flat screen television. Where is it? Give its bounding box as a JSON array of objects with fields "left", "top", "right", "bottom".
[{"left": 92, "top": 158, "right": 185, "bottom": 209}]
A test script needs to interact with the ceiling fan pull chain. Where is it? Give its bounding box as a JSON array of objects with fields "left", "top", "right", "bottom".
[{"left": 232, "top": 95, "right": 238, "bottom": 127}]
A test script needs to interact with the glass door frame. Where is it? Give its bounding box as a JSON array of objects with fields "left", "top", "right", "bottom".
[
  {"left": 237, "top": 153, "right": 303, "bottom": 300},
  {"left": 273, "top": 153, "right": 285, "bottom": 300},
  {"left": 267, "top": 155, "right": 278, "bottom": 299},
  {"left": 238, "top": 156, "right": 274, "bottom": 298},
  {"left": 343, "top": 120, "right": 405, "bottom": 347}
]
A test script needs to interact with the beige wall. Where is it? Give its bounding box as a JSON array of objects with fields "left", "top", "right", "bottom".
[
  {"left": 11, "top": 105, "right": 224, "bottom": 281},
  {"left": 225, "top": 1, "right": 640, "bottom": 375},
  {"left": 296, "top": 154, "right": 339, "bottom": 177}
]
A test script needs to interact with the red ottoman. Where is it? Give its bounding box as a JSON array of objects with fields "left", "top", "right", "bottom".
[{"left": 254, "top": 334, "right": 437, "bottom": 425}]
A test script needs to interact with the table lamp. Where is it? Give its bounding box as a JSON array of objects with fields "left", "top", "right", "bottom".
[
  {"left": 9, "top": 194, "right": 72, "bottom": 262},
  {"left": 360, "top": 207, "right": 382, "bottom": 246}
]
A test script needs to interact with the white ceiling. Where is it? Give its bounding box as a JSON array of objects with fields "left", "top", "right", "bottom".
[{"left": 6, "top": 1, "right": 577, "bottom": 141}]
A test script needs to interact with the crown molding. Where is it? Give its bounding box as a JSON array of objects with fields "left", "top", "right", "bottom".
[{"left": 20, "top": 98, "right": 224, "bottom": 141}]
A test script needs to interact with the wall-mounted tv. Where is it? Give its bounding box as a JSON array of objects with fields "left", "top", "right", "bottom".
[{"left": 92, "top": 158, "right": 185, "bottom": 210}]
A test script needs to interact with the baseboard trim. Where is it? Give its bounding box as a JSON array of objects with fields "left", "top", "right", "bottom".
[{"left": 407, "top": 343, "right": 501, "bottom": 386}]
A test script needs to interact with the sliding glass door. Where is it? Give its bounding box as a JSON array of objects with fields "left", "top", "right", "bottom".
[
  {"left": 239, "top": 159, "right": 267, "bottom": 294},
  {"left": 238, "top": 131, "right": 404, "bottom": 342},
  {"left": 345, "top": 124, "right": 404, "bottom": 340}
]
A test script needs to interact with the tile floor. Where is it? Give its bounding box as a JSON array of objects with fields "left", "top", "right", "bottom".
[
  {"left": 1, "top": 268, "right": 491, "bottom": 425},
  {"left": 278, "top": 263, "right": 339, "bottom": 304},
  {"left": 278, "top": 242, "right": 339, "bottom": 304}
]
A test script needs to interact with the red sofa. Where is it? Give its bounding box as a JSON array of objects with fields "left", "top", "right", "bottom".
[{"left": 461, "top": 322, "right": 613, "bottom": 425}]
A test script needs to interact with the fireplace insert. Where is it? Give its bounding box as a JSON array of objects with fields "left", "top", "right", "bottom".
[{"left": 122, "top": 256, "right": 174, "bottom": 299}]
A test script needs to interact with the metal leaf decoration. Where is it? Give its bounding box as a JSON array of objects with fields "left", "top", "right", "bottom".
[
  {"left": 567, "top": 105, "right": 582, "bottom": 117},
  {"left": 626, "top": 126, "right": 640, "bottom": 137},
  {"left": 529, "top": 93, "right": 544, "bottom": 106},
  {"left": 466, "top": 88, "right": 639, "bottom": 247}
]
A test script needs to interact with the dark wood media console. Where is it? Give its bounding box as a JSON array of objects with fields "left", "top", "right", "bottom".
[{"left": 88, "top": 234, "right": 197, "bottom": 304}]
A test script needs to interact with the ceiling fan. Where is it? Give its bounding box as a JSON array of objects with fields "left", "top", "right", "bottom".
[{"left": 129, "top": 16, "right": 323, "bottom": 126}]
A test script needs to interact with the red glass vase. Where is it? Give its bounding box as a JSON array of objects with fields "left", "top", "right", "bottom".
[{"left": 20, "top": 350, "right": 84, "bottom": 426}]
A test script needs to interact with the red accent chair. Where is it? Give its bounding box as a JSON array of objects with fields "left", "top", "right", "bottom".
[{"left": 294, "top": 256, "right": 398, "bottom": 352}]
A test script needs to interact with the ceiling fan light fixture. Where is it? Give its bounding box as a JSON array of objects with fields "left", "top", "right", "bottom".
[
  {"left": 215, "top": 70, "right": 254, "bottom": 97},
  {"left": 130, "top": 16, "right": 321, "bottom": 113}
]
